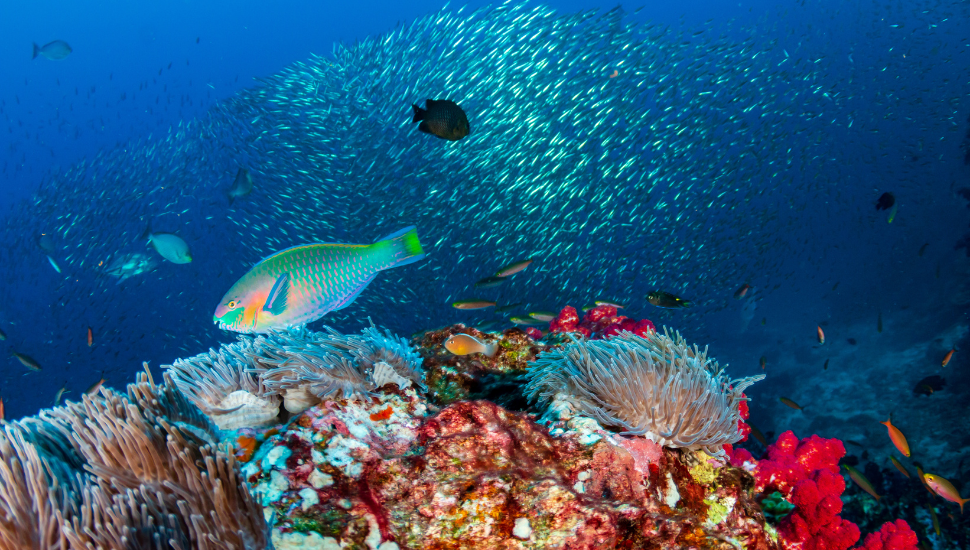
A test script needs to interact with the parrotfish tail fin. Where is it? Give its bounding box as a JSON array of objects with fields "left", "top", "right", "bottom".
[
  {"left": 32, "top": 43, "right": 40, "bottom": 59},
  {"left": 682, "top": 300, "right": 693, "bottom": 308},
  {"left": 484, "top": 343, "right": 498, "bottom": 358},
  {"left": 411, "top": 104, "right": 425, "bottom": 123},
  {"left": 374, "top": 226, "right": 425, "bottom": 269}
]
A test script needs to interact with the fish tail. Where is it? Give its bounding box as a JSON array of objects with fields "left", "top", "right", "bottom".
[
  {"left": 411, "top": 104, "right": 426, "bottom": 123},
  {"left": 373, "top": 226, "right": 425, "bottom": 269},
  {"left": 484, "top": 343, "right": 498, "bottom": 358},
  {"left": 32, "top": 43, "right": 39, "bottom": 59},
  {"left": 140, "top": 219, "right": 153, "bottom": 241}
]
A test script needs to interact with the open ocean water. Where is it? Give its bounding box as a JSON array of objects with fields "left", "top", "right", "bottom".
[{"left": 1, "top": 0, "right": 969, "bottom": 546}]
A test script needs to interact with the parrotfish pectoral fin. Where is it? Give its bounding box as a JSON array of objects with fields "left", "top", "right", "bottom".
[
  {"left": 375, "top": 226, "right": 426, "bottom": 268},
  {"left": 263, "top": 272, "right": 290, "bottom": 314},
  {"left": 333, "top": 274, "right": 376, "bottom": 311}
]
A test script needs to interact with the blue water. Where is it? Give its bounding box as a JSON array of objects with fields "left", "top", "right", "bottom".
[{"left": 1, "top": 2, "right": 968, "bottom": 524}]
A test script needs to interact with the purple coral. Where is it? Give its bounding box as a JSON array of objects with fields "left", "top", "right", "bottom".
[{"left": 525, "top": 329, "right": 763, "bottom": 457}]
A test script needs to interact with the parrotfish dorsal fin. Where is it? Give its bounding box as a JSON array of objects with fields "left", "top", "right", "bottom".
[{"left": 263, "top": 272, "right": 290, "bottom": 314}]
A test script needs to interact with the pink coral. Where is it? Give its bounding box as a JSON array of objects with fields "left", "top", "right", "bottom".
[
  {"left": 853, "top": 519, "right": 918, "bottom": 550},
  {"left": 549, "top": 305, "right": 655, "bottom": 340}
]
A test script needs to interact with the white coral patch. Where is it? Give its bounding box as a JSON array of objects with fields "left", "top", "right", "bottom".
[
  {"left": 299, "top": 488, "right": 320, "bottom": 511},
  {"left": 325, "top": 433, "right": 369, "bottom": 478},
  {"left": 262, "top": 445, "right": 292, "bottom": 472},
  {"left": 664, "top": 472, "right": 681, "bottom": 508},
  {"left": 272, "top": 530, "right": 342, "bottom": 550},
  {"left": 513, "top": 518, "right": 532, "bottom": 540},
  {"left": 308, "top": 469, "right": 334, "bottom": 488}
]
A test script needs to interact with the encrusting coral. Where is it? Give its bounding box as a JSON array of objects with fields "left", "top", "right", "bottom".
[
  {"left": 0, "top": 370, "right": 270, "bottom": 550},
  {"left": 525, "top": 328, "right": 765, "bottom": 458}
]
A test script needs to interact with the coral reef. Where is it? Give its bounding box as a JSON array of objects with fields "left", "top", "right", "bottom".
[{"left": 1, "top": 320, "right": 928, "bottom": 549}]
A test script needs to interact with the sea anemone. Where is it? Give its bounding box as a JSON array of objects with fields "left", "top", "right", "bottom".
[
  {"left": 0, "top": 371, "right": 269, "bottom": 549},
  {"left": 524, "top": 329, "right": 764, "bottom": 457},
  {"left": 165, "top": 338, "right": 282, "bottom": 430},
  {"left": 250, "top": 324, "right": 425, "bottom": 413}
]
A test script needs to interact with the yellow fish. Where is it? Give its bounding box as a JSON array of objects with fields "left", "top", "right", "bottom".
[
  {"left": 444, "top": 334, "right": 497, "bottom": 357},
  {"left": 924, "top": 473, "right": 970, "bottom": 513}
]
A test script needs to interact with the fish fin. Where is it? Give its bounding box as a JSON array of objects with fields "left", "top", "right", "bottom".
[
  {"left": 227, "top": 193, "right": 234, "bottom": 206},
  {"left": 425, "top": 99, "right": 440, "bottom": 107},
  {"left": 375, "top": 226, "right": 426, "bottom": 268},
  {"left": 411, "top": 103, "right": 425, "bottom": 123},
  {"left": 484, "top": 343, "right": 498, "bottom": 358},
  {"left": 32, "top": 43, "right": 40, "bottom": 59},
  {"left": 263, "top": 272, "right": 290, "bottom": 315},
  {"left": 140, "top": 219, "right": 153, "bottom": 241},
  {"left": 333, "top": 274, "right": 376, "bottom": 311},
  {"left": 418, "top": 121, "right": 433, "bottom": 134}
]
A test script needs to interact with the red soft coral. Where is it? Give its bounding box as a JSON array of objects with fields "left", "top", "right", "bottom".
[
  {"left": 853, "top": 520, "right": 918, "bottom": 550},
  {"left": 756, "top": 431, "right": 859, "bottom": 550}
]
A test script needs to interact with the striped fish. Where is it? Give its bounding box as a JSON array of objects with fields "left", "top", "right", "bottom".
[{"left": 214, "top": 226, "right": 425, "bottom": 333}]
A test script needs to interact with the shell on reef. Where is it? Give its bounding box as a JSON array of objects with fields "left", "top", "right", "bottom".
[
  {"left": 209, "top": 390, "right": 280, "bottom": 430},
  {"left": 371, "top": 361, "right": 412, "bottom": 390},
  {"left": 282, "top": 386, "right": 320, "bottom": 415}
]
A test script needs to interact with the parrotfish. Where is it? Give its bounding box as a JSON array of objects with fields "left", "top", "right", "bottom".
[
  {"left": 445, "top": 334, "right": 497, "bottom": 357},
  {"left": 214, "top": 226, "right": 424, "bottom": 333},
  {"left": 880, "top": 417, "right": 910, "bottom": 457},
  {"left": 143, "top": 222, "right": 192, "bottom": 264},
  {"left": 923, "top": 473, "right": 969, "bottom": 513},
  {"left": 32, "top": 40, "right": 72, "bottom": 60}
]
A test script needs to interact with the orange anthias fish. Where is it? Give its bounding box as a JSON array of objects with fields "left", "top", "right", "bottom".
[
  {"left": 87, "top": 326, "right": 93, "bottom": 347},
  {"left": 214, "top": 227, "right": 425, "bottom": 333},
  {"left": 760, "top": 356, "right": 766, "bottom": 370},
  {"left": 923, "top": 473, "right": 970, "bottom": 513},
  {"left": 608, "top": 69, "right": 619, "bottom": 78},
  {"left": 889, "top": 456, "right": 910, "bottom": 478},
  {"left": 0, "top": 397, "right": 4, "bottom": 422},
  {"left": 843, "top": 464, "right": 881, "bottom": 501},
  {"left": 880, "top": 417, "right": 910, "bottom": 457},
  {"left": 942, "top": 349, "right": 954, "bottom": 367},
  {"left": 817, "top": 325, "right": 825, "bottom": 344}
]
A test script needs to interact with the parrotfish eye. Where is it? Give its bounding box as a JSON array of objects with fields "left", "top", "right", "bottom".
[{"left": 227, "top": 300, "right": 237, "bottom": 309}]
